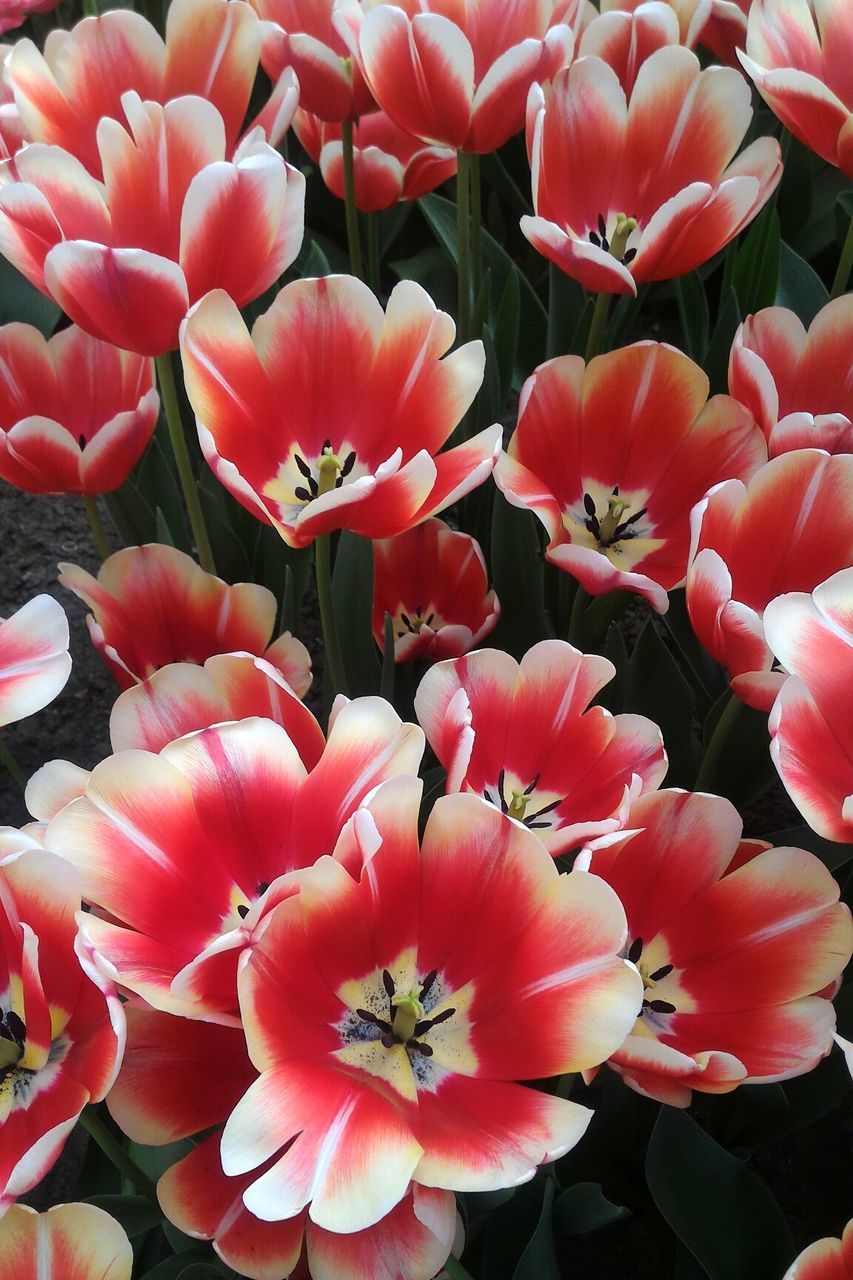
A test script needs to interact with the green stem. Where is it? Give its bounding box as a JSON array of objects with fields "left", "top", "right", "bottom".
[
  {"left": 456, "top": 150, "right": 472, "bottom": 343},
  {"left": 314, "top": 534, "right": 348, "bottom": 698},
  {"left": 82, "top": 495, "right": 110, "bottom": 562},
  {"left": 341, "top": 120, "right": 363, "bottom": 279},
  {"left": 443, "top": 1257, "right": 476, "bottom": 1280},
  {"left": 154, "top": 354, "right": 216, "bottom": 576},
  {"left": 0, "top": 737, "right": 26, "bottom": 790},
  {"left": 82, "top": 0, "right": 98, "bottom": 14},
  {"left": 366, "top": 211, "right": 381, "bottom": 294},
  {"left": 470, "top": 152, "right": 482, "bottom": 306},
  {"left": 567, "top": 581, "right": 589, "bottom": 649},
  {"left": 78, "top": 1106, "right": 158, "bottom": 1202},
  {"left": 585, "top": 290, "right": 610, "bottom": 361},
  {"left": 831, "top": 213, "right": 853, "bottom": 299},
  {"left": 695, "top": 692, "right": 743, "bottom": 792}
]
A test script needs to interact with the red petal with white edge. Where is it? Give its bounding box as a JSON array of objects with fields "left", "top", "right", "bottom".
[
  {"left": 158, "top": 1134, "right": 306, "bottom": 1280},
  {"left": 410, "top": 424, "right": 501, "bottom": 526},
  {"left": 531, "top": 59, "right": 626, "bottom": 242},
  {"left": 44, "top": 748, "right": 234, "bottom": 951},
  {"left": 610, "top": 1033, "right": 746, "bottom": 1106},
  {"left": 0, "top": 593, "right": 70, "bottom": 727},
  {"left": 77, "top": 394, "right": 160, "bottom": 495},
  {"left": 520, "top": 216, "right": 637, "bottom": 295},
  {"left": 107, "top": 1003, "right": 255, "bottom": 1143},
  {"left": 358, "top": 8, "right": 474, "bottom": 149},
  {"left": 222, "top": 1059, "right": 421, "bottom": 1232},
  {"left": 765, "top": 569, "right": 853, "bottom": 728},
  {"left": 290, "top": 449, "right": 436, "bottom": 545},
  {"left": 164, "top": 0, "right": 260, "bottom": 153},
  {"left": 493, "top": 450, "right": 565, "bottom": 545},
  {"left": 663, "top": 846, "right": 853, "bottom": 1007},
  {"left": 415, "top": 1072, "right": 591, "bottom": 1191},
  {"left": 468, "top": 28, "right": 574, "bottom": 155},
  {"left": 547, "top": 541, "right": 671, "bottom": 614},
  {"left": 740, "top": 56, "right": 849, "bottom": 172},
  {"left": 0, "top": 1204, "right": 132, "bottom": 1280},
  {"left": 305, "top": 1185, "right": 457, "bottom": 1280},
  {"left": 44, "top": 242, "right": 189, "bottom": 356},
  {"left": 59, "top": 544, "right": 277, "bottom": 687},
  {"left": 623, "top": 50, "right": 751, "bottom": 220},
  {"left": 0, "top": 416, "right": 85, "bottom": 493},
  {"left": 320, "top": 138, "right": 404, "bottom": 211},
  {"left": 8, "top": 17, "right": 165, "bottom": 177},
  {"left": 462, "top": 868, "right": 642, "bottom": 1078},
  {"left": 417, "top": 793, "right": 563, "bottom": 992},
  {"left": 783, "top": 1218, "right": 853, "bottom": 1280},
  {"left": 585, "top": 789, "right": 743, "bottom": 944},
  {"left": 109, "top": 652, "right": 321, "bottom": 763},
  {"left": 769, "top": 678, "right": 853, "bottom": 844},
  {"left": 0, "top": 1077, "right": 89, "bottom": 1208},
  {"left": 80, "top": 914, "right": 210, "bottom": 1015},
  {"left": 666, "top": 997, "right": 837, "bottom": 1083},
  {"left": 25, "top": 758, "right": 90, "bottom": 821},
  {"left": 729, "top": 308, "right": 804, "bottom": 436},
  {"left": 180, "top": 149, "right": 305, "bottom": 307},
  {"left": 0, "top": 321, "right": 59, "bottom": 422},
  {"left": 578, "top": 6, "right": 679, "bottom": 96},
  {"left": 247, "top": 67, "right": 300, "bottom": 148},
  {"left": 261, "top": 27, "right": 354, "bottom": 122}
]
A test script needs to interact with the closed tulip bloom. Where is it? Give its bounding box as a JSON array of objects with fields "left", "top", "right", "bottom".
[
  {"left": 765, "top": 569, "right": 853, "bottom": 844},
  {"left": 495, "top": 342, "right": 767, "bottom": 612},
  {"left": 220, "top": 777, "right": 642, "bottom": 1231},
  {"left": 373, "top": 519, "right": 499, "bottom": 663},
  {"left": 0, "top": 594, "right": 70, "bottom": 729},
  {"left": 783, "top": 1221, "right": 853, "bottom": 1280},
  {"left": 729, "top": 298, "right": 853, "bottom": 456},
  {"left": 251, "top": 0, "right": 375, "bottom": 121},
  {"left": 349, "top": 0, "right": 578, "bottom": 153},
  {"left": 415, "top": 640, "right": 666, "bottom": 855},
  {"left": 0, "top": 840, "right": 125, "bottom": 1209},
  {"left": 0, "top": 323, "right": 158, "bottom": 496},
  {"left": 579, "top": 2, "right": 683, "bottom": 95},
  {"left": 180, "top": 276, "right": 500, "bottom": 548},
  {"left": 5, "top": 0, "right": 299, "bottom": 178},
  {"left": 107, "top": 1004, "right": 458, "bottom": 1280},
  {"left": 598, "top": 0, "right": 751, "bottom": 68},
  {"left": 0, "top": 91, "right": 305, "bottom": 356},
  {"left": 0, "top": 1204, "right": 131, "bottom": 1280},
  {"left": 294, "top": 107, "right": 457, "bottom": 211},
  {"left": 582, "top": 789, "right": 853, "bottom": 1106},
  {"left": 741, "top": 0, "right": 853, "bottom": 176},
  {"left": 686, "top": 450, "right": 853, "bottom": 711},
  {"left": 522, "top": 49, "right": 781, "bottom": 295}
]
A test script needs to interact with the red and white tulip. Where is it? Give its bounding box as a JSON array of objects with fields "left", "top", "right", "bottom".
[
  {"left": 0, "top": 594, "right": 70, "bottom": 730},
  {"left": 0, "top": 1204, "right": 131, "bottom": 1279},
  {"left": 782, "top": 1217, "right": 853, "bottom": 1280}
]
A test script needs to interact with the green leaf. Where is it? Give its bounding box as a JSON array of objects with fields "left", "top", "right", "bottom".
[
  {"left": 105, "top": 480, "right": 158, "bottom": 546},
  {"left": 178, "top": 1267, "right": 229, "bottom": 1279},
  {"left": 553, "top": 1183, "right": 629, "bottom": 1238},
  {"left": 597, "top": 623, "right": 628, "bottom": 714},
  {"left": 0, "top": 257, "right": 60, "bottom": 334},
  {"left": 732, "top": 207, "right": 781, "bottom": 316},
  {"left": 481, "top": 1178, "right": 556, "bottom": 1280},
  {"left": 659, "top": 590, "right": 727, "bottom": 713},
  {"left": 704, "top": 289, "right": 742, "bottom": 395},
  {"left": 140, "top": 1251, "right": 217, "bottom": 1280},
  {"left": 645, "top": 1108, "right": 795, "bottom": 1280},
  {"left": 699, "top": 692, "right": 776, "bottom": 806},
  {"left": 512, "top": 1178, "right": 559, "bottom": 1280},
  {"left": 493, "top": 266, "right": 520, "bottom": 400},
  {"left": 332, "top": 531, "right": 380, "bottom": 697},
  {"left": 85, "top": 1195, "right": 161, "bottom": 1238},
  {"left": 380, "top": 613, "right": 395, "bottom": 703},
  {"left": 674, "top": 273, "right": 710, "bottom": 363},
  {"left": 488, "top": 495, "right": 550, "bottom": 658},
  {"left": 624, "top": 620, "right": 701, "bottom": 788},
  {"left": 775, "top": 241, "right": 829, "bottom": 325}
]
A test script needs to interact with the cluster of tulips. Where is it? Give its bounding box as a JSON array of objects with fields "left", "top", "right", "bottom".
[{"left": 1, "top": 0, "right": 853, "bottom": 1277}]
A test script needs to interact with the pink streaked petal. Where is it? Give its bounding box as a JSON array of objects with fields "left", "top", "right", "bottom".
[
  {"left": 222, "top": 1060, "right": 421, "bottom": 1233},
  {"left": 180, "top": 150, "right": 305, "bottom": 307},
  {"left": 520, "top": 214, "right": 637, "bottom": 294},
  {"left": 493, "top": 450, "right": 564, "bottom": 544},
  {"left": 0, "top": 593, "right": 70, "bottom": 728},
  {"left": 0, "top": 1203, "right": 133, "bottom": 1280},
  {"left": 305, "top": 1184, "right": 456, "bottom": 1280},
  {"left": 669, "top": 996, "right": 837, "bottom": 1083},
  {"left": 546, "top": 540, "right": 671, "bottom": 613},
  {"left": 44, "top": 242, "right": 189, "bottom": 357},
  {"left": 415, "top": 1073, "right": 591, "bottom": 1191},
  {"left": 468, "top": 28, "right": 574, "bottom": 154},
  {"left": 611, "top": 1032, "right": 746, "bottom": 1106},
  {"left": 164, "top": 0, "right": 261, "bottom": 152},
  {"left": 358, "top": 7, "right": 475, "bottom": 149},
  {"left": 769, "top": 677, "right": 853, "bottom": 844},
  {"left": 246, "top": 67, "right": 300, "bottom": 148},
  {"left": 157, "top": 1133, "right": 306, "bottom": 1280}
]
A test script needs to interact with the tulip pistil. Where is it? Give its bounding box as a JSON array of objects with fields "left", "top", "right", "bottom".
[
  {"left": 293, "top": 440, "right": 357, "bottom": 503},
  {"left": 627, "top": 938, "right": 676, "bottom": 1017},
  {"left": 588, "top": 212, "right": 638, "bottom": 265},
  {"left": 484, "top": 769, "right": 563, "bottom": 829},
  {"left": 583, "top": 488, "right": 647, "bottom": 550},
  {"left": 352, "top": 968, "right": 455, "bottom": 1059}
]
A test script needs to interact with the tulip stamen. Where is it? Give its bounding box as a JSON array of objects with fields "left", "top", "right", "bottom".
[
  {"left": 629, "top": 937, "right": 677, "bottom": 1018},
  {"left": 587, "top": 213, "right": 638, "bottom": 264},
  {"left": 583, "top": 488, "right": 647, "bottom": 550}
]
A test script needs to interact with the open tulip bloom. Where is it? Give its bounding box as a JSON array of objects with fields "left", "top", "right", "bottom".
[
  {"left": 495, "top": 341, "right": 767, "bottom": 611},
  {"left": 415, "top": 640, "right": 667, "bottom": 854},
  {"left": 108, "top": 1003, "right": 458, "bottom": 1280},
  {"left": 521, "top": 47, "right": 782, "bottom": 294},
  {"left": 765, "top": 568, "right": 853, "bottom": 844},
  {"left": 219, "top": 777, "right": 642, "bottom": 1231},
  {"left": 581, "top": 789, "right": 853, "bottom": 1107},
  {"left": 179, "top": 275, "right": 501, "bottom": 547}
]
